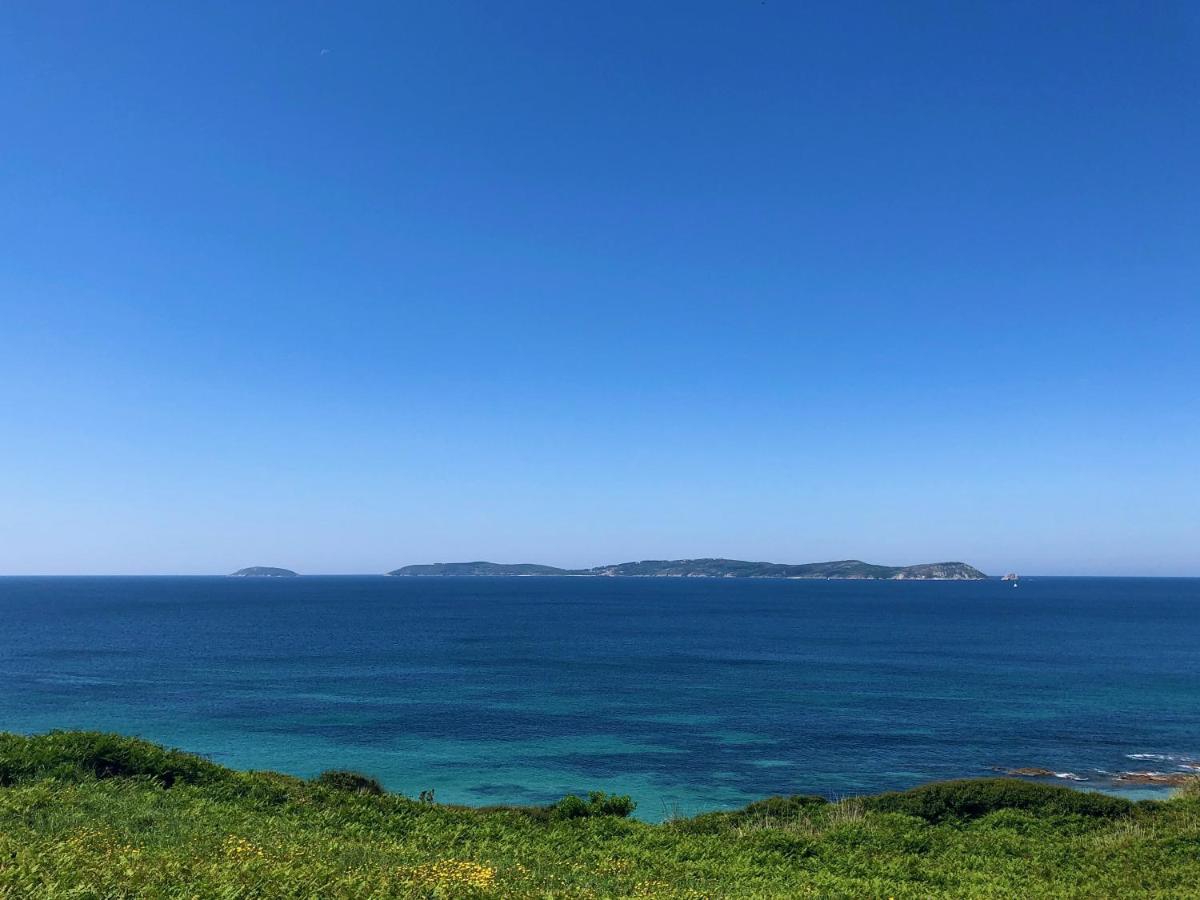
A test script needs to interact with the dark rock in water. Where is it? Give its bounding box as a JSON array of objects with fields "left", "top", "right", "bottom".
[
  {"left": 1114, "top": 771, "right": 1197, "bottom": 787},
  {"left": 994, "top": 765, "right": 1197, "bottom": 788},
  {"left": 991, "top": 766, "right": 1086, "bottom": 781},
  {"left": 230, "top": 567, "right": 298, "bottom": 577}
]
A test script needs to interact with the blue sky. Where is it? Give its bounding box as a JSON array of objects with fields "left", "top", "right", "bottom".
[{"left": 2, "top": 2, "right": 1197, "bottom": 575}]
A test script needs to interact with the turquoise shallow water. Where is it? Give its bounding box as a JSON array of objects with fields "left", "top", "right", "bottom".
[{"left": 1, "top": 576, "right": 1197, "bottom": 819}]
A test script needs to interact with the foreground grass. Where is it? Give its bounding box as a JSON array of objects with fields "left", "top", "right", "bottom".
[{"left": 1, "top": 733, "right": 1199, "bottom": 898}]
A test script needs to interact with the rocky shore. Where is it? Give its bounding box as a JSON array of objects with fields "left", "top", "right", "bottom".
[{"left": 993, "top": 761, "right": 1200, "bottom": 790}]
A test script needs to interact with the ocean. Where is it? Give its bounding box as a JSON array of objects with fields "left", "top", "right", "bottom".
[{"left": 1, "top": 575, "right": 1196, "bottom": 820}]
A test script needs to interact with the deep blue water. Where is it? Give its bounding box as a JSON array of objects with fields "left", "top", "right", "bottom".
[{"left": 1, "top": 576, "right": 1197, "bottom": 819}]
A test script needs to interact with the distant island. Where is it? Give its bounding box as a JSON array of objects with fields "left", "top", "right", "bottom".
[
  {"left": 387, "top": 558, "right": 986, "bottom": 580},
  {"left": 230, "top": 567, "right": 298, "bottom": 577}
]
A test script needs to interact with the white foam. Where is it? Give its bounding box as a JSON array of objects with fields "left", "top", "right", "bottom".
[{"left": 1125, "top": 753, "right": 1189, "bottom": 762}]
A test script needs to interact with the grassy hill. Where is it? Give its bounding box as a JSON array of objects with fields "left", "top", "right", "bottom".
[{"left": 1, "top": 731, "right": 1197, "bottom": 898}]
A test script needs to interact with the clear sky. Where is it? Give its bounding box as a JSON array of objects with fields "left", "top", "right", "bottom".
[{"left": 2, "top": 2, "right": 1197, "bottom": 575}]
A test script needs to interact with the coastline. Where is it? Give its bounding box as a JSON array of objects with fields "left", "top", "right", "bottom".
[
  {"left": 2, "top": 730, "right": 1198, "bottom": 898},
  {"left": 0, "top": 727, "right": 1186, "bottom": 819}
]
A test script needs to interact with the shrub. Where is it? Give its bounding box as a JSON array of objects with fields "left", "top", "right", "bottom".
[
  {"left": 0, "top": 731, "right": 225, "bottom": 788},
  {"left": 315, "top": 770, "right": 385, "bottom": 795},
  {"left": 552, "top": 794, "right": 589, "bottom": 819},
  {"left": 551, "top": 791, "right": 636, "bottom": 819},
  {"left": 865, "top": 778, "right": 1133, "bottom": 823},
  {"left": 587, "top": 791, "right": 637, "bottom": 817}
]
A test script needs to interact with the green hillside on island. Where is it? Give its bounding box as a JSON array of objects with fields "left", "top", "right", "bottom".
[
  {"left": 1, "top": 732, "right": 1197, "bottom": 898},
  {"left": 230, "top": 567, "right": 298, "bottom": 577},
  {"left": 386, "top": 562, "right": 569, "bottom": 577},
  {"left": 388, "top": 558, "right": 987, "bottom": 580}
]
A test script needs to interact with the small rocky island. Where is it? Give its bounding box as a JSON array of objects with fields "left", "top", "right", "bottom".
[
  {"left": 230, "top": 567, "right": 298, "bottom": 577},
  {"left": 388, "top": 559, "right": 987, "bottom": 580}
]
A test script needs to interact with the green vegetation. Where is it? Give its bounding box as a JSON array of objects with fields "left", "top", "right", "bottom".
[
  {"left": 388, "top": 559, "right": 988, "bottom": 580},
  {"left": 2, "top": 732, "right": 1198, "bottom": 898},
  {"left": 862, "top": 777, "right": 1136, "bottom": 823},
  {"left": 550, "top": 791, "right": 638, "bottom": 821},
  {"left": 230, "top": 567, "right": 298, "bottom": 577},
  {"left": 315, "top": 770, "right": 385, "bottom": 796}
]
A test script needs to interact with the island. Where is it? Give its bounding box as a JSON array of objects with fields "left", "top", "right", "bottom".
[
  {"left": 387, "top": 558, "right": 986, "bottom": 580},
  {"left": 229, "top": 567, "right": 298, "bottom": 577},
  {"left": 386, "top": 562, "right": 571, "bottom": 577}
]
